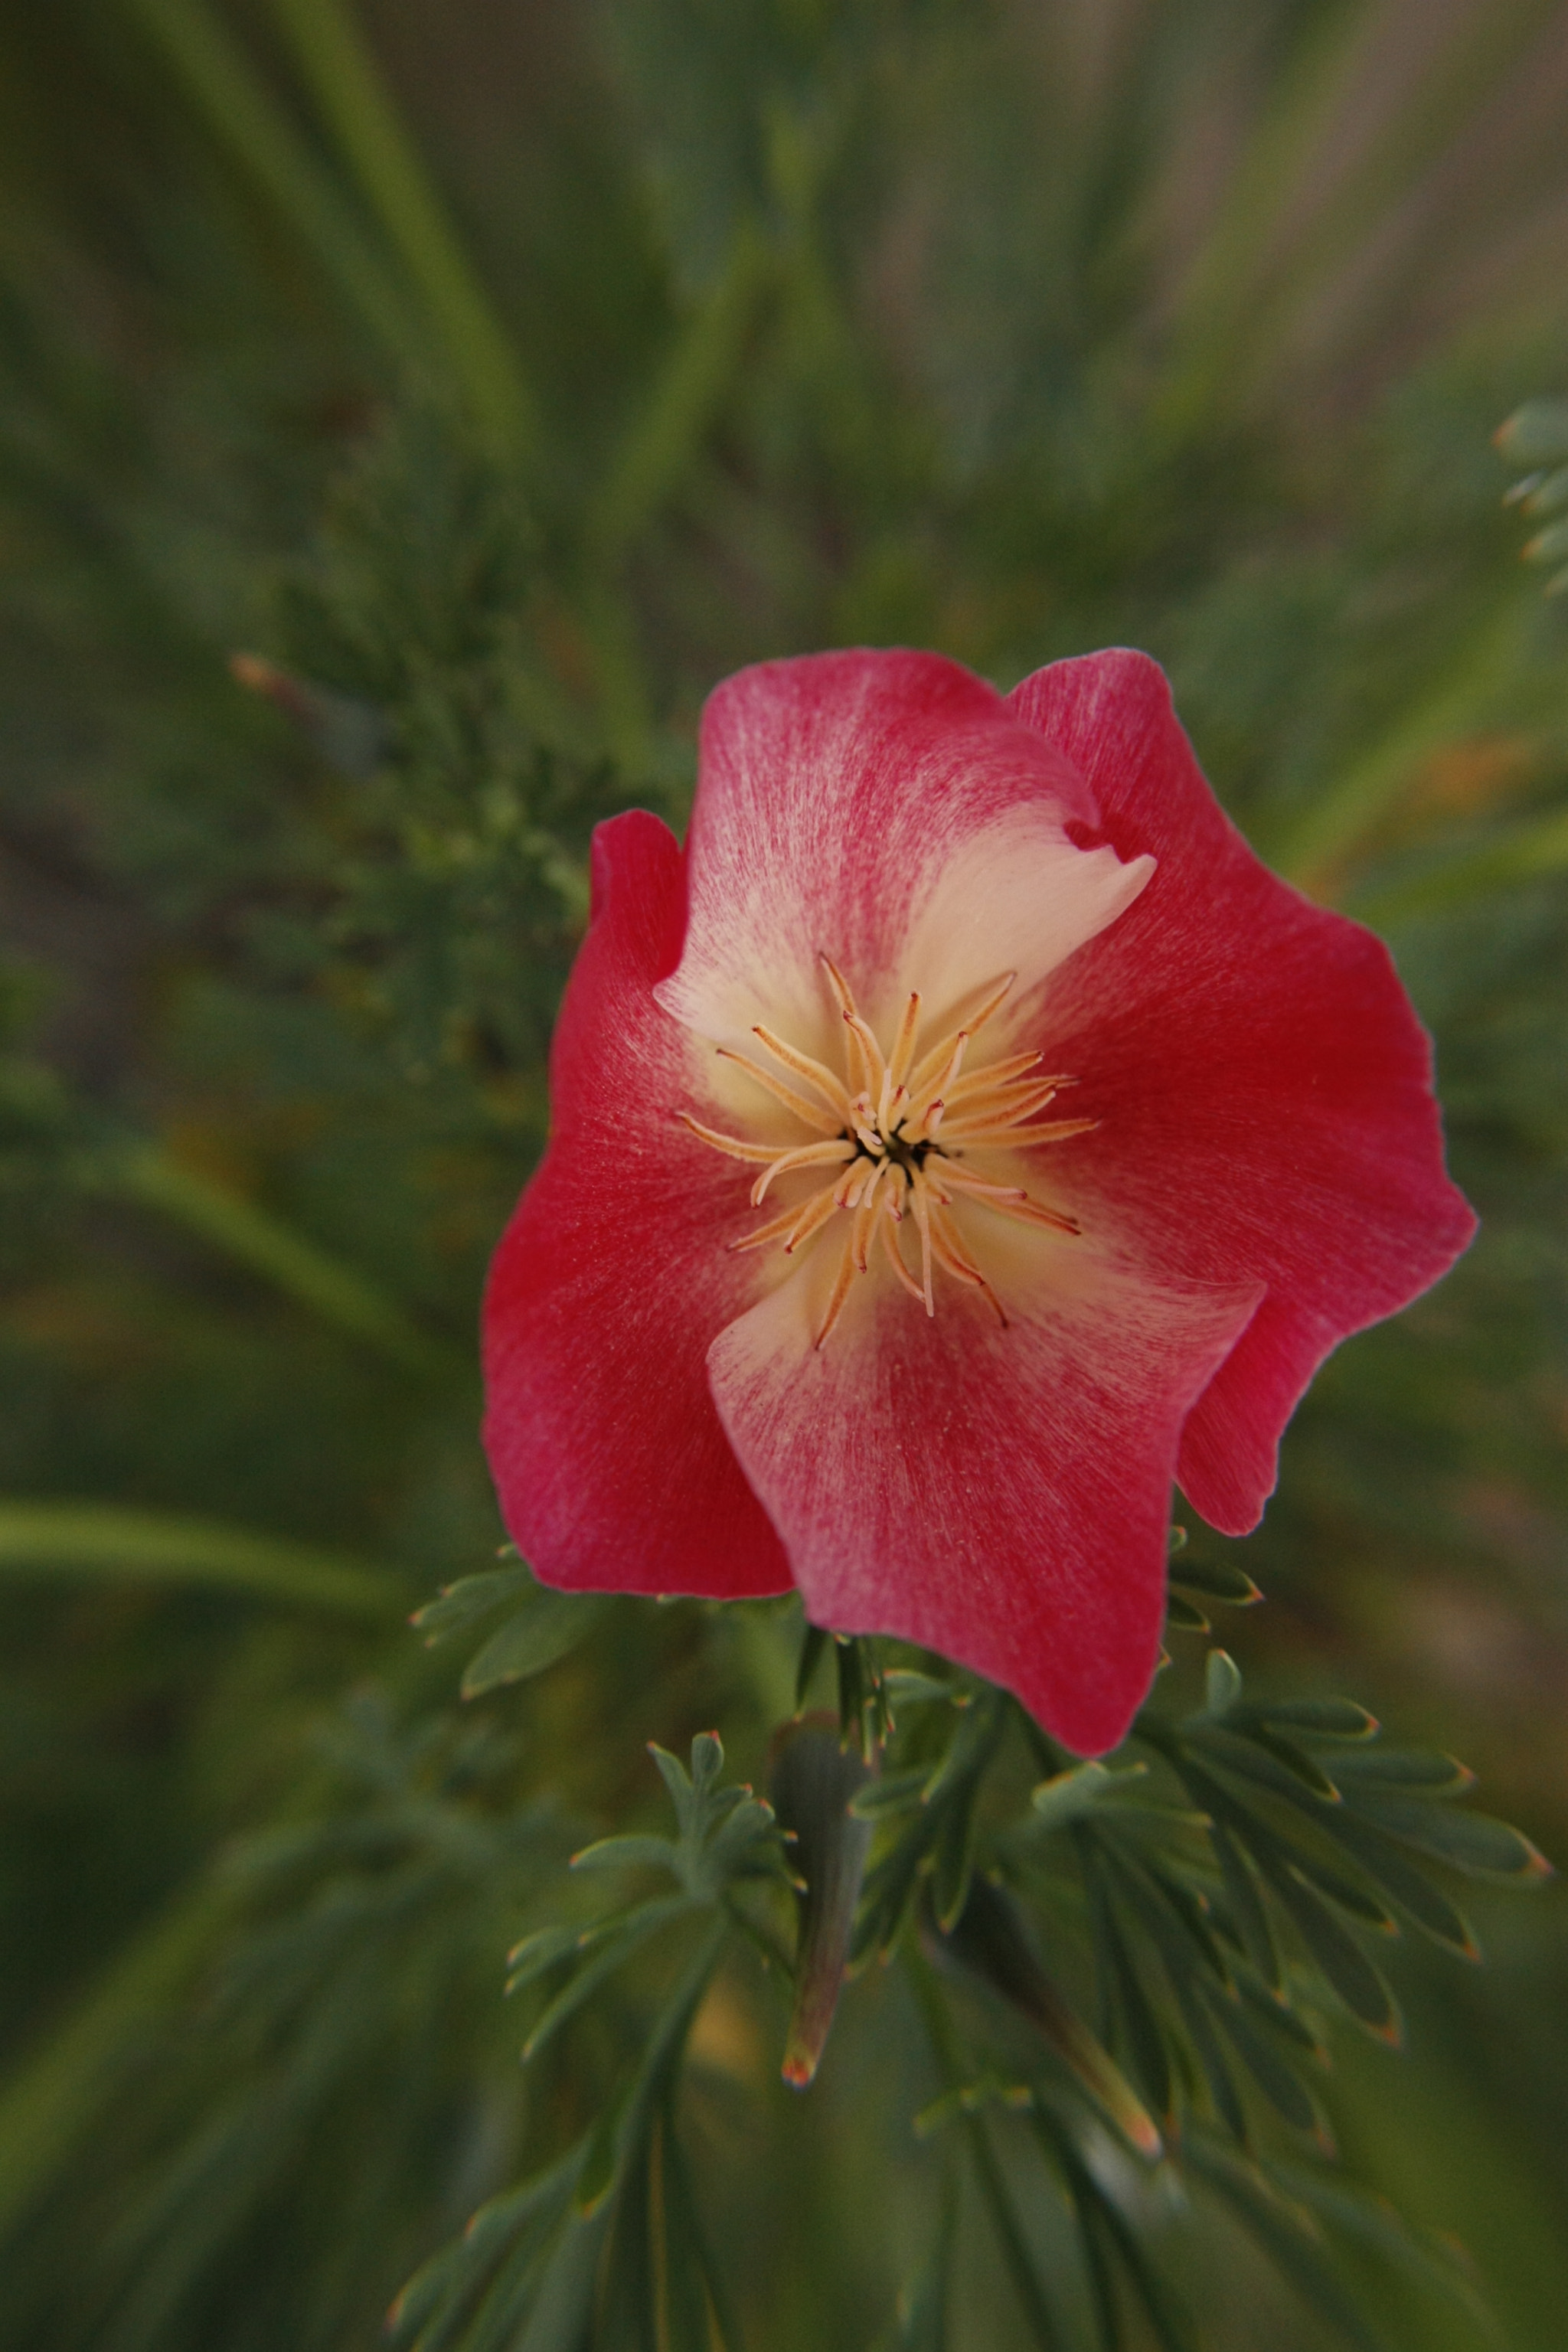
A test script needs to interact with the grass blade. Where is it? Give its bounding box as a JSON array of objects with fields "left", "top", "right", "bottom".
[
  {"left": 123, "top": 0, "right": 426, "bottom": 368},
  {"left": 0, "top": 1500, "right": 404, "bottom": 1618},
  {"left": 267, "top": 0, "right": 536, "bottom": 459}
]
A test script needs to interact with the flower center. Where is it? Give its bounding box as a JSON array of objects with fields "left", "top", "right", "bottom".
[{"left": 681, "top": 957, "right": 1097, "bottom": 1348}]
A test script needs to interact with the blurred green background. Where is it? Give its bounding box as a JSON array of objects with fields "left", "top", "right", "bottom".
[{"left": 1, "top": 1, "right": 1566, "bottom": 2345}]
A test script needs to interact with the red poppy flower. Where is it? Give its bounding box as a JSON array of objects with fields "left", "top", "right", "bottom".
[{"left": 482, "top": 650, "right": 1475, "bottom": 1755}]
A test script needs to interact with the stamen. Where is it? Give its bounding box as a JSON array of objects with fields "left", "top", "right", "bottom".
[
  {"left": 842, "top": 1008, "right": 888, "bottom": 1100},
  {"left": 981, "top": 1193, "right": 1081, "bottom": 1236},
  {"left": 752, "top": 1026, "right": 857, "bottom": 1124},
  {"left": 937, "top": 1076, "right": 1064, "bottom": 1125},
  {"left": 679, "top": 1114, "right": 788, "bottom": 1165},
  {"left": 818, "top": 955, "right": 858, "bottom": 1019},
  {"left": 928, "top": 1201, "right": 1009, "bottom": 1326},
  {"left": 934, "top": 1165, "right": 1030, "bottom": 1207},
  {"left": 904, "top": 1032, "right": 968, "bottom": 1115},
  {"left": 751, "top": 1138, "right": 856, "bottom": 1206},
  {"left": 959, "top": 970, "right": 1017, "bottom": 1038},
  {"left": 878, "top": 1200, "right": 927, "bottom": 1302},
  {"left": 814, "top": 1235, "right": 859, "bottom": 1349},
  {"left": 939, "top": 1116, "right": 1099, "bottom": 1150},
  {"left": 729, "top": 1197, "right": 820, "bottom": 1253},
  {"left": 851, "top": 1095, "right": 884, "bottom": 1155},
  {"left": 835, "top": 1160, "right": 872, "bottom": 1210},
  {"left": 850, "top": 1159, "right": 886, "bottom": 1269},
  {"left": 887, "top": 992, "right": 922, "bottom": 1087},
  {"left": 942, "top": 1075, "right": 1068, "bottom": 1125},
  {"left": 941, "top": 1049, "right": 1044, "bottom": 1101},
  {"left": 784, "top": 1181, "right": 846, "bottom": 1254},
  {"left": 716, "top": 1047, "right": 844, "bottom": 1138},
  {"left": 906, "top": 1169, "right": 936, "bottom": 1316}
]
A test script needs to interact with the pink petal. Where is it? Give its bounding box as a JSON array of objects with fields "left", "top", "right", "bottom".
[
  {"left": 707, "top": 1239, "right": 1259, "bottom": 1755},
  {"left": 482, "top": 811, "right": 790, "bottom": 1599},
  {"left": 1006, "top": 651, "right": 1477, "bottom": 1537},
  {"left": 655, "top": 652, "right": 1152, "bottom": 1060}
]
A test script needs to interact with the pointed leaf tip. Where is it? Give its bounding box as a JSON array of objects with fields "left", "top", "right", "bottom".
[{"left": 1204, "top": 1649, "right": 1244, "bottom": 1715}]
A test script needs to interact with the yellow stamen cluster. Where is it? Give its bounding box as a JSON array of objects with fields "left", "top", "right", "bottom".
[{"left": 681, "top": 958, "right": 1096, "bottom": 1348}]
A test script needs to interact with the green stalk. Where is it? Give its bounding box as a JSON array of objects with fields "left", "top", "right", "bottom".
[
  {"left": 266, "top": 0, "right": 537, "bottom": 459},
  {"left": 109, "top": 1142, "right": 462, "bottom": 1382},
  {"left": 124, "top": 0, "right": 426, "bottom": 372},
  {"left": 0, "top": 1501, "right": 406, "bottom": 1618}
]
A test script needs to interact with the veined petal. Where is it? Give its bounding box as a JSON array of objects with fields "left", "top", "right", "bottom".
[
  {"left": 482, "top": 811, "right": 789, "bottom": 1600},
  {"left": 707, "top": 1236, "right": 1259, "bottom": 1755},
  {"left": 653, "top": 652, "right": 1152, "bottom": 1066},
  {"left": 1005, "top": 651, "right": 1477, "bottom": 1536}
]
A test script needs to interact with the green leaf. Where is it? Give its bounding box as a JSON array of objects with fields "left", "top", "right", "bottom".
[
  {"left": 460, "top": 1589, "right": 609, "bottom": 1697},
  {"left": 1188, "top": 1723, "right": 1344, "bottom": 1808},
  {"left": 518, "top": 1896, "right": 695, "bottom": 2058},
  {"left": 931, "top": 1784, "right": 981, "bottom": 1936},
  {"left": 568, "top": 1832, "right": 680, "bottom": 1876},
  {"left": 1311, "top": 1808, "right": 1479, "bottom": 1956},
  {"left": 573, "top": 2089, "right": 626, "bottom": 2218},
  {"left": 848, "top": 1768, "right": 932, "bottom": 1820},
  {"left": 1030, "top": 1762, "right": 1151, "bottom": 1832},
  {"left": 883, "top": 1670, "right": 965, "bottom": 1709},
  {"left": 1328, "top": 1748, "right": 1472, "bottom": 1791},
  {"left": 1245, "top": 1699, "right": 1378, "bottom": 1740},
  {"left": 1342, "top": 1796, "right": 1551, "bottom": 1880},
  {"left": 1204, "top": 1650, "right": 1244, "bottom": 1716},
  {"left": 1037, "top": 2109, "right": 1200, "bottom": 2352},
  {"left": 1208, "top": 1821, "right": 1281, "bottom": 1989},
  {"left": 387, "top": 2145, "right": 587, "bottom": 2352},
  {"left": 1204, "top": 1979, "right": 1324, "bottom": 2138},
  {"left": 1168, "top": 1558, "right": 1263, "bottom": 1606},
  {"left": 1267, "top": 1869, "right": 1400, "bottom": 2040},
  {"left": 501, "top": 1924, "right": 581, "bottom": 1991},
  {"left": 1522, "top": 517, "right": 1568, "bottom": 564},
  {"left": 1174, "top": 1967, "right": 1251, "bottom": 2145},
  {"left": 939, "top": 1877, "right": 1161, "bottom": 2159},
  {"left": 644, "top": 1734, "right": 789, "bottom": 1903},
  {"left": 1185, "top": 2140, "right": 1389, "bottom": 2352},
  {"left": 1267, "top": 2160, "right": 1503, "bottom": 2343},
  {"left": 1129, "top": 1857, "right": 1233, "bottom": 1990},
  {"left": 1088, "top": 1851, "right": 1243, "bottom": 2144},
  {"left": 410, "top": 1565, "right": 536, "bottom": 1641},
  {"left": 1080, "top": 1836, "right": 1172, "bottom": 2121},
  {"left": 1165, "top": 1738, "right": 1398, "bottom": 1935},
  {"left": 1497, "top": 398, "right": 1568, "bottom": 465},
  {"left": 1165, "top": 1592, "right": 1210, "bottom": 1633},
  {"left": 1514, "top": 461, "right": 1568, "bottom": 518}
]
